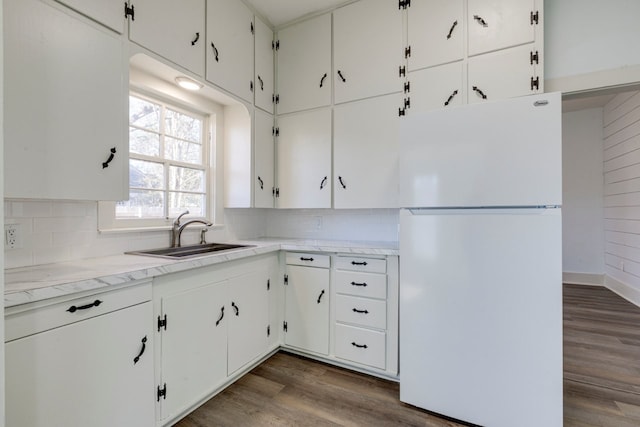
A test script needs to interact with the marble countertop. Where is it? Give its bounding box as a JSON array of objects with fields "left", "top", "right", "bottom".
[{"left": 5, "top": 238, "right": 398, "bottom": 308}]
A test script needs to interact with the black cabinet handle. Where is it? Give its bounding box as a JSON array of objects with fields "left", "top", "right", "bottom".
[
  {"left": 133, "top": 336, "right": 147, "bottom": 365},
  {"left": 300, "top": 257, "right": 314, "bottom": 262},
  {"left": 258, "top": 75, "right": 264, "bottom": 91},
  {"left": 351, "top": 281, "right": 367, "bottom": 287},
  {"left": 211, "top": 43, "right": 219, "bottom": 62},
  {"left": 232, "top": 302, "right": 239, "bottom": 316},
  {"left": 472, "top": 86, "right": 487, "bottom": 99},
  {"left": 215, "top": 306, "right": 225, "bottom": 326},
  {"left": 320, "top": 176, "right": 327, "bottom": 189},
  {"left": 352, "top": 308, "right": 369, "bottom": 314},
  {"left": 257, "top": 176, "right": 264, "bottom": 190},
  {"left": 473, "top": 15, "right": 488, "bottom": 27},
  {"left": 317, "top": 289, "right": 325, "bottom": 304},
  {"left": 320, "top": 73, "right": 328, "bottom": 88},
  {"left": 351, "top": 261, "right": 368, "bottom": 266},
  {"left": 444, "top": 89, "right": 459, "bottom": 106},
  {"left": 446, "top": 20, "right": 458, "bottom": 39},
  {"left": 337, "top": 70, "right": 346, "bottom": 82},
  {"left": 351, "top": 342, "right": 368, "bottom": 349},
  {"left": 67, "top": 299, "right": 102, "bottom": 313},
  {"left": 191, "top": 32, "right": 200, "bottom": 46},
  {"left": 338, "top": 176, "right": 347, "bottom": 189},
  {"left": 102, "top": 147, "right": 117, "bottom": 169}
]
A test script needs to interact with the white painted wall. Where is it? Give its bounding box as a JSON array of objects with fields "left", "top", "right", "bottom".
[
  {"left": 0, "top": 0, "right": 6, "bottom": 421},
  {"left": 562, "top": 108, "right": 604, "bottom": 278}
]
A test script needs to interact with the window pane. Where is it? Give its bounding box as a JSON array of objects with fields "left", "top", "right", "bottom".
[
  {"left": 130, "top": 96, "right": 160, "bottom": 131},
  {"left": 130, "top": 128, "right": 160, "bottom": 157},
  {"left": 169, "top": 166, "right": 204, "bottom": 192},
  {"left": 116, "top": 190, "right": 165, "bottom": 218},
  {"left": 165, "top": 109, "right": 202, "bottom": 143},
  {"left": 168, "top": 192, "right": 205, "bottom": 218},
  {"left": 165, "top": 137, "right": 202, "bottom": 164},
  {"left": 130, "top": 159, "right": 164, "bottom": 190}
]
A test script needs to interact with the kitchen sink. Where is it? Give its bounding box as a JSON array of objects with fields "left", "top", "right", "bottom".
[{"left": 126, "top": 243, "right": 253, "bottom": 259}]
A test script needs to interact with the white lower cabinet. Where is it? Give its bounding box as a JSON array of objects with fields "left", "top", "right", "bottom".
[
  {"left": 5, "top": 284, "right": 154, "bottom": 427},
  {"left": 334, "top": 324, "right": 386, "bottom": 370}
]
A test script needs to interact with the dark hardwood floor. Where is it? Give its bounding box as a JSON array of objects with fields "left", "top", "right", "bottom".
[{"left": 176, "top": 284, "right": 640, "bottom": 427}]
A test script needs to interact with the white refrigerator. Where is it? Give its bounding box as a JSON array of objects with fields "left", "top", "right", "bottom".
[{"left": 399, "top": 93, "right": 563, "bottom": 427}]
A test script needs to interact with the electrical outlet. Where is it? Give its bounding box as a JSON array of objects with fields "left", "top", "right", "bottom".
[{"left": 5, "top": 224, "right": 22, "bottom": 249}]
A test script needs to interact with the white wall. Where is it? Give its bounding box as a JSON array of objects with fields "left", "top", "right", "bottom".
[
  {"left": 562, "top": 108, "right": 604, "bottom": 280},
  {"left": 602, "top": 90, "right": 640, "bottom": 305},
  {"left": 0, "top": 0, "right": 6, "bottom": 421}
]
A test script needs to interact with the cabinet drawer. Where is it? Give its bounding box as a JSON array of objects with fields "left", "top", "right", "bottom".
[
  {"left": 335, "top": 271, "right": 387, "bottom": 299},
  {"left": 336, "top": 295, "right": 386, "bottom": 330},
  {"left": 5, "top": 282, "right": 152, "bottom": 341},
  {"left": 335, "top": 324, "right": 386, "bottom": 370},
  {"left": 286, "top": 252, "right": 330, "bottom": 268},
  {"left": 335, "top": 256, "right": 386, "bottom": 273}
]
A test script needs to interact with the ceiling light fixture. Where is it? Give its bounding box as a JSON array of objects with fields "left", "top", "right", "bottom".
[{"left": 175, "top": 76, "right": 203, "bottom": 91}]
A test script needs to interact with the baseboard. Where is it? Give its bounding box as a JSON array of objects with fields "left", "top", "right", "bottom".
[
  {"left": 563, "top": 272, "right": 604, "bottom": 286},
  {"left": 604, "top": 275, "right": 640, "bottom": 308}
]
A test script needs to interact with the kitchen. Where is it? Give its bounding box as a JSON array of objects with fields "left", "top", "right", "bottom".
[{"left": 2, "top": 0, "right": 640, "bottom": 426}]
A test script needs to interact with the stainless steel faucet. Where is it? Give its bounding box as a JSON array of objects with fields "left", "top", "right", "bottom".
[{"left": 171, "top": 210, "right": 213, "bottom": 247}]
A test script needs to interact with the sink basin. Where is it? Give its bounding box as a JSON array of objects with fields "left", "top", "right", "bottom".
[{"left": 126, "top": 243, "right": 253, "bottom": 259}]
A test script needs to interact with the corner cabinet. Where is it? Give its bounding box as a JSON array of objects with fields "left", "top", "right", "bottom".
[
  {"left": 4, "top": 0, "right": 128, "bottom": 201},
  {"left": 255, "top": 16, "right": 275, "bottom": 114}
]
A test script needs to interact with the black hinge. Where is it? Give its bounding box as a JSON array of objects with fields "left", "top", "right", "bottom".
[
  {"left": 272, "top": 40, "right": 280, "bottom": 50},
  {"left": 251, "top": 22, "right": 254, "bottom": 34},
  {"left": 531, "top": 10, "right": 539, "bottom": 25},
  {"left": 272, "top": 127, "right": 280, "bottom": 137},
  {"left": 273, "top": 94, "right": 280, "bottom": 104},
  {"left": 157, "top": 384, "right": 167, "bottom": 401},
  {"left": 284, "top": 274, "right": 288, "bottom": 285},
  {"left": 124, "top": 2, "right": 135, "bottom": 20},
  {"left": 267, "top": 325, "right": 271, "bottom": 337},
  {"left": 398, "top": 108, "right": 406, "bottom": 117},
  {"left": 404, "top": 81, "right": 410, "bottom": 93},
  {"left": 399, "top": 0, "right": 411, "bottom": 9},
  {"left": 404, "top": 97, "right": 411, "bottom": 109},
  {"left": 530, "top": 50, "right": 539, "bottom": 65},
  {"left": 157, "top": 314, "right": 167, "bottom": 331},
  {"left": 267, "top": 279, "right": 271, "bottom": 290},
  {"left": 399, "top": 66, "right": 406, "bottom": 78},
  {"left": 250, "top": 81, "right": 254, "bottom": 92},
  {"left": 405, "top": 46, "right": 411, "bottom": 58},
  {"left": 283, "top": 321, "right": 288, "bottom": 332},
  {"left": 275, "top": 188, "right": 280, "bottom": 198},
  {"left": 531, "top": 76, "right": 540, "bottom": 91},
  {"left": 272, "top": 187, "right": 276, "bottom": 197}
]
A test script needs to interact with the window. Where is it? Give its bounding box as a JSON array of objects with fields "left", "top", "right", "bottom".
[{"left": 118, "top": 93, "right": 209, "bottom": 220}]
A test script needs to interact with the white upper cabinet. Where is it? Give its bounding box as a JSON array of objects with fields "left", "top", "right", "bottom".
[
  {"left": 467, "top": 0, "right": 537, "bottom": 56},
  {"left": 4, "top": 0, "right": 127, "bottom": 201},
  {"left": 409, "top": 62, "right": 465, "bottom": 112},
  {"left": 128, "top": 0, "right": 205, "bottom": 76},
  {"left": 255, "top": 16, "right": 275, "bottom": 113},
  {"left": 254, "top": 110, "right": 275, "bottom": 208},
  {"left": 206, "top": 0, "right": 254, "bottom": 102},
  {"left": 276, "top": 109, "right": 332, "bottom": 209},
  {"left": 407, "top": 0, "right": 464, "bottom": 71},
  {"left": 333, "top": 0, "right": 404, "bottom": 104},
  {"left": 276, "top": 14, "right": 331, "bottom": 115},
  {"left": 334, "top": 94, "right": 402, "bottom": 209},
  {"left": 56, "top": 0, "right": 125, "bottom": 33}
]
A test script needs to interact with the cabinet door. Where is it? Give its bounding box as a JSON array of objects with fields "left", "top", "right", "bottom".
[
  {"left": 56, "top": 0, "right": 125, "bottom": 33},
  {"left": 333, "top": 0, "right": 403, "bottom": 103},
  {"left": 409, "top": 62, "right": 465, "bottom": 112},
  {"left": 467, "top": 44, "right": 539, "bottom": 104},
  {"left": 255, "top": 16, "right": 275, "bottom": 113},
  {"left": 160, "top": 281, "right": 228, "bottom": 421},
  {"left": 255, "top": 110, "right": 275, "bottom": 208},
  {"left": 268, "top": 256, "right": 281, "bottom": 348},
  {"left": 276, "top": 14, "right": 331, "bottom": 114},
  {"left": 276, "top": 109, "right": 332, "bottom": 209},
  {"left": 467, "top": 0, "right": 536, "bottom": 56},
  {"left": 227, "top": 270, "right": 269, "bottom": 375},
  {"left": 4, "top": 0, "right": 127, "bottom": 201},
  {"left": 408, "top": 0, "right": 464, "bottom": 71},
  {"left": 6, "top": 303, "right": 154, "bottom": 427},
  {"left": 334, "top": 94, "right": 402, "bottom": 209},
  {"left": 284, "top": 265, "right": 330, "bottom": 355},
  {"left": 129, "top": 0, "right": 205, "bottom": 75},
  {"left": 207, "top": 0, "right": 254, "bottom": 102}
]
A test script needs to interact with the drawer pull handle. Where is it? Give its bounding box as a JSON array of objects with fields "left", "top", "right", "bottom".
[
  {"left": 300, "top": 257, "right": 314, "bottom": 262},
  {"left": 351, "top": 261, "right": 368, "bottom": 266},
  {"left": 352, "top": 308, "right": 369, "bottom": 314},
  {"left": 133, "top": 336, "right": 147, "bottom": 365},
  {"left": 351, "top": 342, "right": 368, "bottom": 349},
  {"left": 67, "top": 299, "right": 102, "bottom": 313},
  {"left": 317, "top": 289, "right": 325, "bottom": 304},
  {"left": 232, "top": 302, "right": 239, "bottom": 316},
  {"left": 215, "top": 306, "right": 225, "bottom": 326},
  {"left": 351, "top": 281, "right": 367, "bottom": 287}
]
